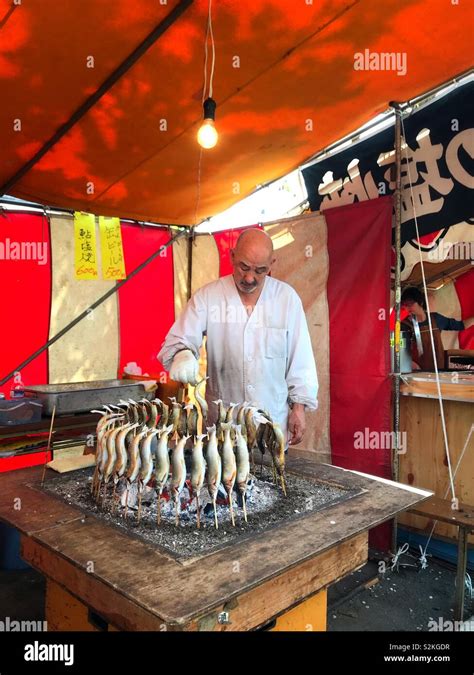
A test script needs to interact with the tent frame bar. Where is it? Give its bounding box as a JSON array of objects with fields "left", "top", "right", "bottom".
[
  {"left": 0, "top": 0, "right": 194, "bottom": 197},
  {"left": 390, "top": 101, "right": 403, "bottom": 552}
]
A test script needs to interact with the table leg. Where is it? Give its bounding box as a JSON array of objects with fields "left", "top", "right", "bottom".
[{"left": 454, "top": 526, "right": 468, "bottom": 622}]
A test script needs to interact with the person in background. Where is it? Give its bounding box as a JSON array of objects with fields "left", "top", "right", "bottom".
[{"left": 401, "top": 286, "right": 474, "bottom": 370}]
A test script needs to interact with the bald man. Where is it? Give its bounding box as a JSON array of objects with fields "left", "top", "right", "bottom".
[{"left": 158, "top": 228, "right": 318, "bottom": 445}]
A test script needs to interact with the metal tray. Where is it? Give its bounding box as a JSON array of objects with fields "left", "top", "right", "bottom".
[{"left": 23, "top": 380, "right": 155, "bottom": 415}]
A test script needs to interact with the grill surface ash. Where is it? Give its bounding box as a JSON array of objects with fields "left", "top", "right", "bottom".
[{"left": 42, "top": 466, "right": 357, "bottom": 560}]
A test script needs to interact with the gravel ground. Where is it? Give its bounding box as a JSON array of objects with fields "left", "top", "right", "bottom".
[{"left": 328, "top": 557, "right": 474, "bottom": 631}]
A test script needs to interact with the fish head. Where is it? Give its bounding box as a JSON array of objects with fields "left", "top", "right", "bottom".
[{"left": 254, "top": 414, "right": 269, "bottom": 426}]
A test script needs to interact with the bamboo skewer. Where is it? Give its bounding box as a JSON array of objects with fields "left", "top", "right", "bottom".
[
  {"left": 157, "top": 494, "right": 161, "bottom": 525},
  {"left": 137, "top": 488, "right": 143, "bottom": 524},
  {"left": 213, "top": 499, "right": 218, "bottom": 529},
  {"left": 196, "top": 494, "right": 201, "bottom": 529}
]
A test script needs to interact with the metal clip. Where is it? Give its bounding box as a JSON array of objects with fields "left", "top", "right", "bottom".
[{"left": 217, "top": 611, "right": 231, "bottom": 625}]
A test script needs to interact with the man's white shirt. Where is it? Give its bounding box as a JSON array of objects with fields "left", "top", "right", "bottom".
[{"left": 159, "top": 275, "right": 318, "bottom": 436}]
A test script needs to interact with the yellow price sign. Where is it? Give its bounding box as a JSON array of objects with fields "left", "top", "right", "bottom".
[
  {"left": 74, "top": 212, "right": 98, "bottom": 279},
  {"left": 99, "top": 216, "right": 126, "bottom": 280}
]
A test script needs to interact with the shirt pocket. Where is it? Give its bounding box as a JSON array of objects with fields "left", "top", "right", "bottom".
[{"left": 264, "top": 327, "right": 287, "bottom": 358}]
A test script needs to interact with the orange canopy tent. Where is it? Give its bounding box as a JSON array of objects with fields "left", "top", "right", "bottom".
[{"left": 1, "top": 0, "right": 471, "bottom": 224}]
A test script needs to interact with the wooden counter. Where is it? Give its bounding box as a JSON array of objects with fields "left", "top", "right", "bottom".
[
  {"left": 399, "top": 372, "right": 474, "bottom": 544},
  {"left": 400, "top": 371, "right": 474, "bottom": 403},
  {"left": 0, "top": 460, "right": 429, "bottom": 631}
]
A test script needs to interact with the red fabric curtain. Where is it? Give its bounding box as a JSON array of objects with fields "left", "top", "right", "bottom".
[
  {"left": 213, "top": 225, "right": 262, "bottom": 276},
  {"left": 456, "top": 268, "right": 474, "bottom": 349},
  {"left": 325, "top": 197, "right": 393, "bottom": 551},
  {"left": 118, "top": 224, "right": 174, "bottom": 380},
  {"left": 0, "top": 212, "right": 51, "bottom": 397}
]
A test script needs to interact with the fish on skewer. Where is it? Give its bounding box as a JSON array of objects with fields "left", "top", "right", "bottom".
[
  {"left": 225, "top": 402, "right": 237, "bottom": 423},
  {"left": 170, "top": 434, "right": 190, "bottom": 526},
  {"left": 256, "top": 422, "right": 267, "bottom": 478},
  {"left": 127, "top": 399, "right": 140, "bottom": 424},
  {"left": 190, "top": 433, "right": 207, "bottom": 529},
  {"left": 112, "top": 422, "right": 138, "bottom": 511},
  {"left": 123, "top": 426, "right": 148, "bottom": 518},
  {"left": 177, "top": 403, "right": 188, "bottom": 439},
  {"left": 184, "top": 403, "right": 198, "bottom": 438},
  {"left": 141, "top": 398, "right": 160, "bottom": 429},
  {"left": 154, "top": 424, "right": 173, "bottom": 524},
  {"left": 102, "top": 424, "right": 126, "bottom": 507},
  {"left": 213, "top": 399, "right": 226, "bottom": 443},
  {"left": 95, "top": 422, "right": 120, "bottom": 502},
  {"left": 137, "top": 427, "right": 160, "bottom": 523},
  {"left": 206, "top": 425, "right": 222, "bottom": 529},
  {"left": 268, "top": 422, "right": 287, "bottom": 496},
  {"left": 235, "top": 424, "right": 250, "bottom": 522},
  {"left": 157, "top": 400, "right": 169, "bottom": 428},
  {"left": 221, "top": 422, "right": 237, "bottom": 527},
  {"left": 169, "top": 398, "right": 182, "bottom": 439},
  {"left": 91, "top": 412, "right": 124, "bottom": 494},
  {"left": 139, "top": 398, "right": 152, "bottom": 425},
  {"left": 244, "top": 406, "right": 258, "bottom": 469},
  {"left": 254, "top": 411, "right": 272, "bottom": 477},
  {"left": 236, "top": 402, "right": 249, "bottom": 443},
  {"left": 194, "top": 376, "right": 208, "bottom": 429}
]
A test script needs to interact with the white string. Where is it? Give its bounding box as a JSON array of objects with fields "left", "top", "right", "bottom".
[
  {"left": 400, "top": 114, "right": 457, "bottom": 510},
  {"left": 419, "top": 424, "right": 474, "bottom": 564},
  {"left": 196, "top": 0, "right": 214, "bottom": 225},
  {"left": 466, "top": 572, "right": 473, "bottom": 600},
  {"left": 208, "top": 0, "right": 215, "bottom": 99},
  {"left": 418, "top": 545, "right": 428, "bottom": 570},
  {"left": 390, "top": 542, "right": 409, "bottom": 570},
  {"left": 202, "top": 0, "right": 215, "bottom": 102},
  {"left": 202, "top": 4, "right": 210, "bottom": 103}
]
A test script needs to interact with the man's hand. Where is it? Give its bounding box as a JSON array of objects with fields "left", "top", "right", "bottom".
[
  {"left": 288, "top": 403, "right": 306, "bottom": 445},
  {"left": 169, "top": 349, "right": 199, "bottom": 385}
]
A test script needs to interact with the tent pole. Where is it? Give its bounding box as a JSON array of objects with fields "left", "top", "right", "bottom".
[
  {"left": 187, "top": 227, "right": 195, "bottom": 301},
  {"left": 390, "top": 102, "right": 403, "bottom": 554},
  {"left": 0, "top": 229, "right": 188, "bottom": 387}
]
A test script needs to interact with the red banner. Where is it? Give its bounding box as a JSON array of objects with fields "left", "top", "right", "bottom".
[
  {"left": 118, "top": 224, "right": 174, "bottom": 380},
  {"left": 0, "top": 212, "right": 51, "bottom": 397},
  {"left": 455, "top": 267, "right": 474, "bottom": 349},
  {"left": 325, "top": 197, "right": 393, "bottom": 551}
]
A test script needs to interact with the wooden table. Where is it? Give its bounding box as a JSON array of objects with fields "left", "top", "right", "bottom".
[{"left": 0, "top": 458, "right": 430, "bottom": 631}]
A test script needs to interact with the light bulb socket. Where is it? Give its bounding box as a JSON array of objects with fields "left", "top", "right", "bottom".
[{"left": 203, "top": 97, "right": 217, "bottom": 121}]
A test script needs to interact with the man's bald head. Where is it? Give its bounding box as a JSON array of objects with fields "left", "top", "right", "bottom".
[
  {"left": 234, "top": 228, "right": 274, "bottom": 258},
  {"left": 231, "top": 228, "right": 275, "bottom": 296}
]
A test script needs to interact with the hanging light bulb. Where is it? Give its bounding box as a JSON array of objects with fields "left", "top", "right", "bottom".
[{"left": 197, "top": 97, "right": 218, "bottom": 149}]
